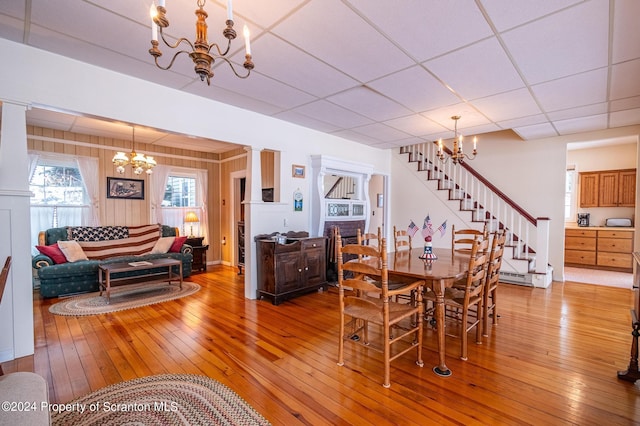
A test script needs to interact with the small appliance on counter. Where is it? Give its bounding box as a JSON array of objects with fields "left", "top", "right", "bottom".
[
  {"left": 605, "top": 218, "right": 632, "bottom": 227},
  {"left": 577, "top": 213, "right": 590, "bottom": 227}
]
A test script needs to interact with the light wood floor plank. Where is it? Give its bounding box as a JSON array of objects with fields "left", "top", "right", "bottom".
[{"left": 2, "top": 265, "right": 639, "bottom": 425}]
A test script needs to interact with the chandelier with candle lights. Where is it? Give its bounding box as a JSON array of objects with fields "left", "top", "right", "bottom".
[
  {"left": 149, "top": 0, "right": 254, "bottom": 85},
  {"left": 112, "top": 127, "right": 157, "bottom": 175},
  {"left": 436, "top": 116, "right": 478, "bottom": 165}
]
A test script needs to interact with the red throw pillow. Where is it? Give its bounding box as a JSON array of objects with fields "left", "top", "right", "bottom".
[
  {"left": 36, "top": 243, "right": 68, "bottom": 264},
  {"left": 169, "top": 236, "right": 188, "bottom": 253}
]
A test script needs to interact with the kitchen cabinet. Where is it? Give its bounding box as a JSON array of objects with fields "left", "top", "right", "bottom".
[
  {"left": 565, "top": 227, "right": 634, "bottom": 272},
  {"left": 256, "top": 236, "right": 327, "bottom": 305},
  {"left": 580, "top": 169, "right": 636, "bottom": 207},
  {"left": 579, "top": 173, "right": 599, "bottom": 208}
]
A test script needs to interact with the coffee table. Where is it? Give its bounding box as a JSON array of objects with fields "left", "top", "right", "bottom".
[{"left": 98, "top": 258, "right": 183, "bottom": 303}]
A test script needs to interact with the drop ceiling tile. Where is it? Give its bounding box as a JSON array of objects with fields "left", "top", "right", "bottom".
[
  {"left": 0, "top": 13, "right": 25, "bottom": 43},
  {"left": 609, "top": 108, "right": 640, "bottom": 128},
  {"left": 384, "top": 115, "right": 447, "bottom": 137},
  {"left": 532, "top": 68, "right": 608, "bottom": 112},
  {"left": 553, "top": 114, "right": 608, "bottom": 135},
  {"left": 610, "top": 59, "right": 640, "bottom": 100},
  {"left": 513, "top": 122, "right": 558, "bottom": 140},
  {"left": 470, "top": 88, "right": 541, "bottom": 122},
  {"left": 327, "top": 86, "right": 412, "bottom": 122},
  {"left": 480, "top": 0, "right": 583, "bottom": 32},
  {"left": 346, "top": 0, "right": 493, "bottom": 62},
  {"left": 184, "top": 83, "right": 285, "bottom": 117},
  {"left": 496, "top": 114, "right": 547, "bottom": 130},
  {"left": 230, "top": 0, "right": 308, "bottom": 28},
  {"left": 272, "top": 0, "right": 414, "bottom": 82},
  {"left": 367, "top": 66, "right": 460, "bottom": 113},
  {"left": 330, "top": 129, "right": 382, "bottom": 146},
  {"left": 27, "top": 109, "right": 77, "bottom": 132},
  {"left": 421, "top": 104, "right": 488, "bottom": 130},
  {"left": 350, "top": 123, "right": 412, "bottom": 143},
  {"left": 247, "top": 34, "right": 359, "bottom": 97},
  {"left": 424, "top": 38, "right": 525, "bottom": 101},
  {"left": 273, "top": 110, "right": 342, "bottom": 133},
  {"left": 611, "top": 96, "right": 640, "bottom": 112},
  {"left": 612, "top": 0, "right": 640, "bottom": 63},
  {"left": 501, "top": 0, "right": 609, "bottom": 84},
  {"left": 546, "top": 103, "right": 607, "bottom": 121},
  {"left": 292, "top": 100, "right": 373, "bottom": 129}
]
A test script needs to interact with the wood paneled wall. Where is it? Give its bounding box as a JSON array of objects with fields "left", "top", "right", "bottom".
[{"left": 26, "top": 125, "right": 233, "bottom": 263}]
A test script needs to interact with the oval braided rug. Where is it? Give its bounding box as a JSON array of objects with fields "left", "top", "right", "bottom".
[
  {"left": 51, "top": 374, "right": 271, "bottom": 426},
  {"left": 49, "top": 282, "right": 200, "bottom": 316}
]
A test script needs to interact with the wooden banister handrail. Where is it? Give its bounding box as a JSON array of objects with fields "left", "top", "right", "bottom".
[{"left": 434, "top": 141, "right": 537, "bottom": 226}]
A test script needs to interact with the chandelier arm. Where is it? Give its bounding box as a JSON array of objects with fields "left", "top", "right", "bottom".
[
  {"left": 208, "top": 38, "right": 232, "bottom": 57},
  {"left": 159, "top": 27, "right": 196, "bottom": 51},
  {"left": 154, "top": 50, "right": 193, "bottom": 71},
  {"left": 215, "top": 55, "right": 252, "bottom": 79}
]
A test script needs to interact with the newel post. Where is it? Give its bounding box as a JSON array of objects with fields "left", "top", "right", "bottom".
[{"left": 535, "top": 217, "right": 550, "bottom": 274}]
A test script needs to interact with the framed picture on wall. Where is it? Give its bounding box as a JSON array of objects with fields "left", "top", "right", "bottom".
[
  {"left": 107, "top": 177, "right": 145, "bottom": 200},
  {"left": 292, "top": 164, "right": 305, "bottom": 178}
]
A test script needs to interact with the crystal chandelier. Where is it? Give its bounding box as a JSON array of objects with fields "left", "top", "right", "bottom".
[
  {"left": 112, "top": 128, "right": 157, "bottom": 175},
  {"left": 436, "top": 116, "right": 478, "bottom": 165},
  {"left": 149, "top": 0, "right": 254, "bottom": 85}
]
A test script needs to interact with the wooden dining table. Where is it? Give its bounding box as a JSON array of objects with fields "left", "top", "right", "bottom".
[{"left": 388, "top": 247, "right": 470, "bottom": 377}]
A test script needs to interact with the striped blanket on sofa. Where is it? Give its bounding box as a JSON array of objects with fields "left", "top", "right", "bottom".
[{"left": 70, "top": 224, "right": 161, "bottom": 260}]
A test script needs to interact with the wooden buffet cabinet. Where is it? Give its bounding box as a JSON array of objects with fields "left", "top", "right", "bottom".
[
  {"left": 565, "top": 227, "right": 634, "bottom": 272},
  {"left": 256, "top": 236, "right": 327, "bottom": 305},
  {"left": 579, "top": 169, "right": 636, "bottom": 208}
]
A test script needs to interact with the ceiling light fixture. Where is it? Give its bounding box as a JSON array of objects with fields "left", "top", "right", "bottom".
[
  {"left": 112, "top": 127, "right": 157, "bottom": 175},
  {"left": 148, "top": 0, "right": 254, "bottom": 85},
  {"left": 436, "top": 116, "right": 478, "bottom": 165}
]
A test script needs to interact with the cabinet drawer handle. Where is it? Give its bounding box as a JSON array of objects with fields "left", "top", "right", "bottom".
[
  {"left": 312, "top": 244, "right": 317, "bottom": 247},
  {"left": 305, "top": 267, "right": 309, "bottom": 271},
  {"left": 298, "top": 268, "right": 302, "bottom": 272}
]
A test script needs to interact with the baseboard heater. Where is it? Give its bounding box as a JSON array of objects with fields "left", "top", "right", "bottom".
[{"left": 499, "top": 271, "right": 534, "bottom": 286}]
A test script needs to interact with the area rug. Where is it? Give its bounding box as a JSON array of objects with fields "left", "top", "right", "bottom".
[
  {"left": 51, "top": 374, "right": 271, "bottom": 426},
  {"left": 564, "top": 266, "right": 633, "bottom": 289},
  {"left": 49, "top": 282, "right": 200, "bottom": 316}
]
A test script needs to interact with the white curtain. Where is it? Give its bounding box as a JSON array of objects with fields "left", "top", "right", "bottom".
[
  {"left": 162, "top": 207, "right": 191, "bottom": 236},
  {"left": 196, "top": 169, "right": 209, "bottom": 244},
  {"left": 150, "top": 165, "right": 171, "bottom": 224},
  {"left": 76, "top": 156, "right": 100, "bottom": 226}
]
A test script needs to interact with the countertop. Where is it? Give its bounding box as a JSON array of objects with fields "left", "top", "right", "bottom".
[{"left": 566, "top": 224, "right": 635, "bottom": 231}]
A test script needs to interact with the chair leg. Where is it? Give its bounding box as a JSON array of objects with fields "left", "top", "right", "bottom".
[
  {"left": 476, "top": 299, "right": 483, "bottom": 345},
  {"left": 383, "top": 321, "right": 391, "bottom": 388},
  {"left": 492, "top": 290, "right": 498, "bottom": 326},
  {"left": 461, "top": 309, "right": 468, "bottom": 361},
  {"left": 338, "top": 313, "right": 345, "bottom": 366}
]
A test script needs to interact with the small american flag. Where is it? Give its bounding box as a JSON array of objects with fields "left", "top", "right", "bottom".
[
  {"left": 422, "top": 215, "right": 434, "bottom": 238},
  {"left": 436, "top": 220, "right": 447, "bottom": 237},
  {"left": 407, "top": 220, "right": 419, "bottom": 237}
]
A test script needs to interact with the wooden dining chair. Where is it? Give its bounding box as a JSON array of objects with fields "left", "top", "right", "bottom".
[
  {"left": 483, "top": 230, "right": 507, "bottom": 337},
  {"left": 393, "top": 226, "right": 412, "bottom": 252},
  {"left": 357, "top": 227, "right": 381, "bottom": 249},
  {"left": 425, "top": 235, "right": 489, "bottom": 360},
  {"left": 337, "top": 234, "right": 424, "bottom": 388},
  {"left": 451, "top": 223, "right": 488, "bottom": 257}
]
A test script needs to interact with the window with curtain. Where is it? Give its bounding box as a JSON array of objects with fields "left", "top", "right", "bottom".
[
  {"left": 158, "top": 171, "right": 208, "bottom": 242},
  {"left": 29, "top": 155, "right": 90, "bottom": 253}
]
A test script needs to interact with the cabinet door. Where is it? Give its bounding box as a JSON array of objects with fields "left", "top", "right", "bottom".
[
  {"left": 598, "top": 172, "right": 619, "bottom": 207},
  {"left": 275, "top": 252, "right": 302, "bottom": 293},
  {"left": 303, "top": 247, "right": 326, "bottom": 286},
  {"left": 618, "top": 170, "right": 636, "bottom": 207},
  {"left": 579, "top": 173, "right": 599, "bottom": 207}
]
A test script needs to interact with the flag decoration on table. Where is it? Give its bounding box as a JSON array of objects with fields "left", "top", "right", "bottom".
[
  {"left": 407, "top": 220, "right": 419, "bottom": 238},
  {"left": 436, "top": 220, "right": 447, "bottom": 237},
  {"left": 422, "top": 215, "right": 434, "bottom": 238}
]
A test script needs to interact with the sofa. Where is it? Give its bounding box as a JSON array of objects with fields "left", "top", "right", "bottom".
[{"left": 33, "top": 224, "right": 193, "bottom": 298}]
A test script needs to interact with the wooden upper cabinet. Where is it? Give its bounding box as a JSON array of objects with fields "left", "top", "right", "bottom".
[
  {"left": 618, "top": 170, "right": 636, "bottom": 207},
  {"left": 579, "top": 169, "right": 636, "bottom": 207},
  {"left": 579, "top": 172, "right": 599, "bottom": 208},
  {"left": 598, "top": 172, "right": 619, "bottom": 207}
]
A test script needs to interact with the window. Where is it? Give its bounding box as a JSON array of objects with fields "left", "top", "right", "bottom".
[
  {"left": 30, "top": 162, "right": 86, "bottom": 206},
  {"left": 163, "top": 175, "right": 196, "bottom": 207},
  {"left": 29, "top": 155, "right": 92, "bottom": 254},
  {"left": 565, "top": 167, "right": 576, "bottom": 221}
]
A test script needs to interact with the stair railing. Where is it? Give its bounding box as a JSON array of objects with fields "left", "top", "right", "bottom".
[{"left": 403, "top": 142, "right": 550, "bottom": 274}]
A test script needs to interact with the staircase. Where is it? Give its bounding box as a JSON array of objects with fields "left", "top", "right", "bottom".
[{"left": 399, "top": 143, "right": 552, "bottom": 288}]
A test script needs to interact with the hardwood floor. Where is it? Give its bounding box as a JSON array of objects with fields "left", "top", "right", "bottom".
[{"left": 4, "top": 265, "right": 640, "bottom": 425}]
